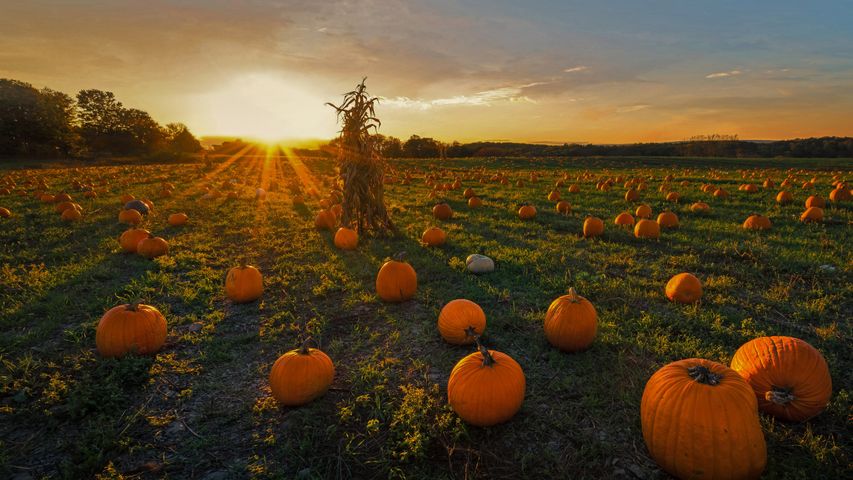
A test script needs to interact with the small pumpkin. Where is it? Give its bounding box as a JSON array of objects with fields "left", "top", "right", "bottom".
[
  {"left": 60, "top": 206, "right": 83, "bottom": 222},
  {"left": 119, "top": 228, "right": 150, "bottom": 253},
  {"left": 555, "top": 200, "right": 571, "bottom": 214},
  {"left": 731, "top": 336, "right": 832, "bottom": 422},
  {"left": 665, "top": 272, "right": 702, "bottom": 303},
  {"left": 635, "top": 204, "right": 652, "bottom": 218},
  {"left": 800, "top": 206, "right": 823, "bottom": 223},
  {"left": 467, "top": 196, "right": 483, "bottom": 208},
  {"left": 543, "top": 288, "right": 597, "bottom": 352},
  {"left": 225, "top": 264, "right": 264, "bottom": 303},
  {"left": 0, "top": 207, "right": 10, "bottom": 218},
  {"left": 136, "top": 235, "right": 169, "bottom": 259},
  {"left": 376, "top": 253, "right": 417, "bottom": 302},
  {"left": 438, "top": 299, "right": 486, "bottom": 345},
  {"left": 518, "top": 204, "right": 537, "bottom": 219},
  {"left": 447, "top": 341, "right": 525, "bottom": 426},
  {"left": 119, "top": 208, "right": 143, "bottom": 225},
  {"left": 614, "top": 212, "right": 634, "bottom": 227},
  {"left": 582, "top": 216, "right": 604, "bottom": 238},
  {"left": 422, "top": 226, "right": 447, "bottom": 247},
  {"left": 269, "top": 340, "right": 335, "bottom": 406},
  {"left": 743, "top": 214, "right": 771, "bottom": 230},
  {"left": 333, "top": 227, "right": 359, "bottom": 250},
  {"left": 656, "top": 211, "right": 679, "bottom": 228},
  {"left": 690, "top": 201, "right": 710, "bottom": 213},
  {"left": 804, "top": 195, "right": 825, "bottom": 209},
  {"left": 96, "top": 302, "right": 167, "bottom": 358},
  {"left": 829, "top": 187, "right": 851, "bottom": 202},
  {"left": 466, "top": 254, "right": 494, "bottom": 274},
  {"left": 433, "top": 203, "right": 453, "bottom": 220},
  {"left": 641, "top": 358, "right": 766, "bottom": 480},
  {"left": 633, "top": 219, "right": 660, "bottom": 239},
  {"left": 314, "top": 209, "right": 337, "bottom": 230},
  {"left": 624, "top": 188, "right": 639, "bottom": 202},
  {"left": 775, "top": 191, "right": 793, "bottom": 205},
  {"left": 167, "top": 213, "right": 188, "bottom": 226}
]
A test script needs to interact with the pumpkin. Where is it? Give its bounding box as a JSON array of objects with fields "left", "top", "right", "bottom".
[
  {"left": 119, "top": 228, "right": 150, "bottom": 253},
  {"left": 625, "top": 188, "right": 639, "bottom": 202},
  {"left": 269, "top": 341, "right": 335, "bottom": 406},
  {"left": 124, "top": 199, "right": 150, "bottom": 215},
  {"left": 641, "top": 358, "right": 766, "bottom": 480},
  {"left": 800, "top": 206, "right": 823, "bottom": 223},
  {"left": 119, "top": 208, "right": 143, "bottom": 225},
  {"left": 463, "top": 187, "right": 475, "bottom": 199},
  {"left": 96, "top": 302, "right": 167, "bottom": 357},
  {"left": 665, "top": 191, "right": 680, "bottom": 202},
  {"left": 447, "top": 342, "right": 525, "bottom": 426},
  {"left": 713, "top": 188, "right": 729, "bottom": 199},
  {"left": 543, "top": 288, "right": 597, "bottom": 352},
  {"left": 665, "top": 272, "right": 702, "bottom": 303},
  {"left": 555, "top": 200, "right": 571, "bottom": 214},
  {"left": 333, "top": 227, "right": 359, "bottom": 250},
  {"left": 633, "top": 219, "right": 660, "bottom": 239},
  {"left": 614, "top": 212, "right": 634, "bottom": 227},
  {"left": 743, "top": 214, "right": 771, "bottom": 230},
  {"left": 730, "top": 336, "right": 832, "bottom": 422},
  {"left": 635, "top": 204, "right": 652, "bottom": 218},
  {"left": 376, "top": 253, "right": 417, "bottom": 302},
  {"left": 466, "top": 254, "right": 495, "bottom": 274},
  {"left": 438, "top": 299, "right": 486, "bottom": 345},
  {"left": 518, "top": 205, "right": 537, "bottom": 219},
  {"left": 433, "top": 203, "right": 453, "bottom": 220},
  {"left": 136, "top": 235, "right": 169, "bottom": 259},
  {"left": 547, "top": 190, "right": 561, "bottom": 202},
  {"left": 54, "top": 192, "right": 72, "bottom": 203},
  {"left": 0, "top": 207, "right": 10, "bottom": 218},
  {"left": 805, "top": 195, "right": 825, "bottom": 209},
  {"left": 314, "top": 209, "right": 336, "bottom": 230},
  {"left": 167, "top": 213, "right": 188, "bottom": 226},
  {"left": 690, "top": 201, "right": 710, "bottom": 213},
  {"left": 226, "top": 265, "right": 264, "bottom": 303},
  {"left": 61, "top": 207, "right": 83, "bottom": 222},
  {"left": 421, "top": 226, "right": 447, "bottom": 247},
  {"left": 467, "top": 196, "right": 483, "bottom": 208},
  {"left": 568, "top": 184, "right": 580, "bottom": 193},
  {"left": 582, "top": 216, "right": 604, "bottom": 238},
  {"left": 829, "top": 187, "right": 851, "bottom": 202},
  {"left": 55, "top": 201, "right": 75, "bottom": 213},
  {"left": 656, "top": 211, "right": 679, "bottom": 228},
  {"left": 775, "top": 191, "right": 793, "bottom": 205}
]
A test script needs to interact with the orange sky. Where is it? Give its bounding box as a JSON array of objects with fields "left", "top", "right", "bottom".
[{"left": 2, "top": 1, "right": 852, "bottom": 143}]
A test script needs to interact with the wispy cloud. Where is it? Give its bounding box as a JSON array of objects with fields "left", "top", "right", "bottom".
[
  {"left": 705, "top": 70, "right": 742, "bottom": 79},
  {"left": 382, "top": 82, "right": 544, "bottom": 110},
  {"left": 563, "top": 66, "right": 589, "bottom": 73},
  {"left": 616, "top": 104, "right": 650, "bottom": 113}
]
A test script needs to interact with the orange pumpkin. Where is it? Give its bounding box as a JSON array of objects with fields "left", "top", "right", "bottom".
[
  {"left": 641, "top": 358, "right": 766, "bottom": 480},
  {"left": 555, "top": 200, "right": 571, "bottom": 214},
  {"left": 625, "top": 188, "right": 640, "bottom": 202},
  {"left": 635, "top": 204, "right": 652, "bottom": 218},
  {"left": 665, "top": 272, "right": 702, "bottom": 303},
  {"left": 167, "top": 213, "right": 188, "bottom": 226},
  {"left": 421, "top": 226, "right": 447, "bottom": 247},
  {"left": 433, "top": 203, "right": 453, "bottom": 220},
  {"left": 656, "top": 211, "right": 679, "bottom": 228},
  {"left": 96, "top": 302, "right": 167, "bottom": 358},
  {"left": 314, "top": 209, "right": 337, "bottom": 230},
  {"left": 0, "top": 207, "right": 10, "bottom": 218},
  {"left": 800, "top": 206, "right": 823, "bottom": 223},
  {"left": 467, "top": 196, "right": 483, "bottom": 208},
  {"left": 333, "top": 227, "right": 359, "bottom": 250},
  {"left": 743, "top": 214, "right": 771, "bottom": 230},
  {"left": 665, "top": 191, "right": 680, "bottom": 202},
  {"left": 731, "top": 336, "right": 832, "bottom": 422},
  {"left": 543, "top": 288, "right": 597, "bottom": 352},
  {"left": 269, "top": 342, "right": 335, "bottom": 406},
  {"left": 60, "top": 206, "right": 83, "bottom": 222},
  {"left": 136, "top": 235, "right": 169, "bottom": 259},
  {"left": 447, "top": 343, "right": 525, "bottom": 426},
  {"left": 376, "top": 253, "right": 417, "bottom": 302},
  {"left": 805, "top": 195, "right": 825, "bottom": 209},
  {"left": 614, "top": 212, "right": 634, "bottom": 227},
  {"left": 633, "top": 219, "right": 660, "bottom": 239},
  {"left": 690, "top": 201, "right": 710, "bottom": 213},
  {"left": 775, "top": 191, "right": 793, "bottom": 205},
  {"left": 118, "top": 209, "right": 143, "bottom": 225},
  {"left": 829, "top": 187, "right": 851, "bottom": 202},
  {"left": 518, "top": 205, "right": 537, "bottom": 219},
  {"left": 119, "top": 228, "right": 150, "bottom": 253},
  {"left": 582, "top": 216, "right": 604, "bottom": 238},
  {"left": 225, "top": 265, "right": 264, "bottom": 303},
  {"left": 438, "top": 299, "right": 486, "bottom": 345}
]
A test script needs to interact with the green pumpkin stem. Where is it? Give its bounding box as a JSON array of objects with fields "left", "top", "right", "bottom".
[
  {"left": 567, "top": 287, "right": 580, "bottom": 302},
  {"left": 687, "top": 365, "right": 722, "bottom": 385},
  {"left": 299, "top": 337, "right": 313, "bottom": 355},
  {"left": 765, "top": 386, "right": 795, "bottom": 405}
]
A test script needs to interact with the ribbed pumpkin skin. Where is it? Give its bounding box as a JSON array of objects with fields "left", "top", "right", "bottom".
[
  {"left": 333, "top": 227, "right": 359, "bottom": 250},
  {"left": 583, "top": 217, "right": 604, "bottom": 237},
  {"left": 96, "top": 304, "right": 167, "bottom": 358},
  {"left": 448, "top": 349, "right": 525, "bottom": 426},
  {"left": 269, "top": 348, "right": 335, "bottom": 406},
  {"left": 634, "top": 219, "right": 660, "bottom": 239},
  {"left": 641, "top": 358, "right": 766, "bottom": 480},
  {"left": 168, "top": 213, "right": 188, "bottom": 226},
  {"left": 225, "top": 265, "right": 264, "bottom": 303},
  {"left": 137, "top": 236, "right": 169, "bottom": 259},
  {"left": 421, "top": 227, "right": 447, "bottom": 246},
  {"left": 119, "top": 228, "right": 150, "bottom": 253},
  {"left": 730, "top": 336, "right": 832, "bottom": 422},
  {"left": 438, "top": 299, "right": 486, "bottom": 345},
  {"left": 666, "top": 273, "right": 702, "bottom": 303},
  {"left": 433, "top": 203, "right": 453, "bottom": 220},
  {"left": 376, "top": 260, "right": 417, "bottom": 302},
  {"left": 543, "top": 291, "right": 597, "bottom": 352}
]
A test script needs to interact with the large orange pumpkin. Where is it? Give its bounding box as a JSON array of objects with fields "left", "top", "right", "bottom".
[
  {"left": 437, "top": 299, "right": 486, "bottom": 345},
  {"left": 225, "top": 264, "right": 264, "bottom": 303},
  {"left": 743, "top": 214, "right": 772, "bottom": 230},
  {"left": 518, "top": 205, "right": 537, "bottom": 219},
  {"left": 137, "top": 236, "right": 169, "bottom": 259},
  {"left": 119, "top": 228, "right": 150, "bottom": 253},
  {"left": 730, "top": 336, "right": 832, "bottom": 422},
  {"left": 656, "top": 211, "right": 679, "bottom": 228},
  {"left": 804, "top": 195, "right": 825, "bottom": 209},
  {"left": 635, "top": 204, "right": 652, "bottom": 218},
  {"left": 433, "top": 203, "right": 453, "bottom": 220},
  {"left": 376, "top": 254, "right": 417, "bottom": 302},
  {"left": 421, "top": 227, "right": 447, "bottom": 247},
  {"left": 582, "top": 216, "right": 604, "bottom": 238},
  {"left": 614, "top": 212, "right": 634, "bottom": 227},
  {"left": 447, "top": 343, "right": 525, "bottom": 426},
  {"left": 641, "top": 358, "right": 766, "bottom": 480},
  {"left": 775, "top": 191, "right": 793, "bottom": 205},
  {"left": 633, "top": 219, "right": 660, "bottom": 239},
  {"left": 96, "top": 302, "right": 167, "bottom": 358},
  {"left": 314, "top": 209, "right": 337, "bottom": 230},
  {"left": 269, "top": 342, "right": 335, "bottom": 406},
  {"left": 800, "top": 206, "right": 823, "bottom": 223},
  {"left": 543, "top": 288, "right": 597, "bottom": 352},
  {"left": 665, "top": 272, "right": 702, "bottom": 303},
  {"left": 333, "top": 227, "right": 359, "bottom": 250}
]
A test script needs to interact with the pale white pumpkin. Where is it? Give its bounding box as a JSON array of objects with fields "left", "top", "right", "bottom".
[{"left": 466, "top": 254, "right": 495, "bottom": 274}]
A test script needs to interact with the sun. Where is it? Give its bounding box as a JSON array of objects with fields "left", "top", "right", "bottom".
[{"left": 187, "top": 73, "right": 338, "bottom": 142}]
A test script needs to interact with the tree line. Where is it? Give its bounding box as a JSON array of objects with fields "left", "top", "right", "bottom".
[{"left": 0, "top": 78, "right": 201, "bottom": 158}]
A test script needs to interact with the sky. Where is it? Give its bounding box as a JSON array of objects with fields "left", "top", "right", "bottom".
[{"left": 2, "top": 0, "right": 852, "bottom": 143}]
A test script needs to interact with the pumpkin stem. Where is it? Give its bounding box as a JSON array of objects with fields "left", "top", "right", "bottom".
[
  {"left": 687, "top": 365, "right": 722, "bottom": 385},
  {"left": 765, "top": 386, "right": 795, "bottom": 405},
  {"left": 474, "top": 337, "right": 496, "bottom": 367},
  {"left": 299, "top": 337, "right": 313, "bottom": 355},
  {"left": 463, "top": 326, "right": 478, "bottom": 338},
  {"left": 126, "top": 300, "right": 142, "bottom": 312},
  {"left": 567, "top": 287, "right": 580, "bottom": 302}
]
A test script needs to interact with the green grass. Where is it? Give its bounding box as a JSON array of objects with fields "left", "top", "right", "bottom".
[{"left": 0, "top": 153, "right": 850, "bottom": 479}]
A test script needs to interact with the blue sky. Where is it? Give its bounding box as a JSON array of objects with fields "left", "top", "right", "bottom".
[{"left": 1, "top": 0, "right": 851, "bottom": 142}]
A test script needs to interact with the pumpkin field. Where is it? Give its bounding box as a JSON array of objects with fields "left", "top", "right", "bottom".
[{"left": 0, "top": 150, "right": 851, "bottom": 479}]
